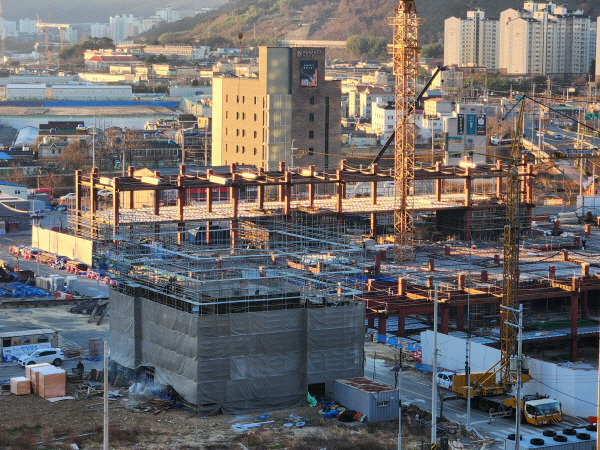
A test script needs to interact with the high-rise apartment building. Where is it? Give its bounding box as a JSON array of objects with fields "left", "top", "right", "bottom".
[
  {"left": 109, "top": 15, "right": 139, "bottom": 44},
  {"left": 444, "top": 9, "right": 499, "bottom": 69},
  {"left": 597, "top": 17, "right": 600, "bottom": 82},
  {"left": 19, "top": 18, "right": 38, "bottom": 35},
  {"left": 91, "top": 23, "right": 110, "bottom": 39},
  {"left": 212, "top": 47, "right": 341, "bottom": 171},
  {"left": 499, "top": 2, "right": 596, "bottom": 80},
  {"left": 446, "top": 3, "right": 597, "bottom": 80}
]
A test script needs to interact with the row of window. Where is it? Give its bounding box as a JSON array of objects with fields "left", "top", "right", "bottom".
[{"left": 225, "top": 95, "right": 259, "bottom": 105}]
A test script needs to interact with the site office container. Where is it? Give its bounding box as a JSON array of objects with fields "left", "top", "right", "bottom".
[
  {"left": 333, "top": 377, "right": 399, "bottom": 422},
  {"left": 0, "top": 329, "right": 59, "bottom": 363}
]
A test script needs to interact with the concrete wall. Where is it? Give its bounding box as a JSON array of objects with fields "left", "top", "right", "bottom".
[
  {"left": 32, "top": 226, "right": 93, "bottom": 266},
  {"left": 421, "top": 330, "right": 597, "bottom": 417}
]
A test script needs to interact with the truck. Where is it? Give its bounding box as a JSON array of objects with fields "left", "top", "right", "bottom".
[
  {"left": 451, "top": 371, "right": 563, "bottom": 426},
  {"left": 490, "top": 135, "right": 513, "bottom": 146}
]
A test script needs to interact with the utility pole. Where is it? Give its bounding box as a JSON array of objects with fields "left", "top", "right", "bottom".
[
  {"left": 103, "top": 341, "right": 109, "bottom": 450},
  {"left": 501, "top": 304, "right": 524, "bottom": 450},
  {"left": 431, "top": 283, "right": 438, "bottom": 447}
]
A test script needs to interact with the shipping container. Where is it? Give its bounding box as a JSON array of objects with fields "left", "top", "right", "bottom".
[
  {"left": 333, "top": 377, "right": 399, "bottom": 422},
  {"left": 504, "top": 426, "right": 597, "bottom": 449}
]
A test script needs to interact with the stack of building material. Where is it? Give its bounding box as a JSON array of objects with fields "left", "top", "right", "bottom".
[
  {"left": 36, "top": 366, "right": 66, "bottom": 399},
  {"left": 26, "top": 363, "right": 51, "bottom": 395},
  {"left": 10, "top": 376, "right": 31, "bottom": 395}
]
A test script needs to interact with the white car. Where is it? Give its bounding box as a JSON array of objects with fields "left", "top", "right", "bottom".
[
  {"left": 436, "top": 371, "right": 454, "bottom": 390},
  {"left": 97, "top": 189, "right": 113, "bottom": 199},
  {"left": 18, "top": 348, "right": 64, "bottom": 367},
  {"left": 60, "top": 193, "right": 76, "bottom": 201}
]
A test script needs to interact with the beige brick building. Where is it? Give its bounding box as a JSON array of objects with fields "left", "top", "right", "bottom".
[{"left": 212, "top": 47, "right": 341, "bottom": 171}]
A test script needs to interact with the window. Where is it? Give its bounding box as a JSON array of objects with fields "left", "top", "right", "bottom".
[
  {"left": 308, "top": 147, "right": 314, "bottom": 155},
  {"left": 310, "top": 96, "right": 315, "bottom": 105},
  {"left": 242, "top": 96, "right": 245, "bottom": 103},
  {"left": 37, "top": 335, "right": 48, "bottom": 343},
  {"left": 236, "top": 145, "right": 239, "bottom": 153},
  {"left": 242, "top": 130, "right": 245, "bottom": 137},
  {"left": 226, "top": 128, "right": 228, "bottom": 136},
  {"left": 2, "top": 338, "right": 11, "bottom": 347},
  {"left": 236, "top": 112, "right": 239, "bottom": 120},
  {"left": 377, "top": 401, "right": 390, "bottom": 408},
  {"left": 19, "top": 336, "right": 30, "bottom": 345},
  {"left": 253, "top": 147, "right": 257, "bottom": 155},
  {"left": 236, "top": 95, "right": 239, "bottom": 103},
  {"left": 242, "top": 113, "right": 246, "bottom": 120},
  {"left": 225, "top": 111, "right": 228, "bottom": 119},
  {"left": 254, "top": 113, "right": 257, "bottom": 121},
  {"left": 226, "top": 95, "right": 229, "bottom": 102},
  {"left": 242, "top": 146, "right": 245, "bottom": 154},
  {"left": 254, "top": 131, "right": 257, "bottom": 138},
  {"left": 309, "top": 113, "right": 314, "bottom": 122},
  {"left": 309, "top": 130, "right": 314, "bottom": 139},
  {"left": 236, "top": 129, "right": 239, "bottom": 136}
]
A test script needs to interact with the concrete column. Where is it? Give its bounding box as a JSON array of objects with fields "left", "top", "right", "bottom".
[
  {"left": 458, "top": 273, "right": 466, "bottom": 290},
  {"left": 206, "top": 169, "right": 213, "bottom": 213},
  {"left": 367, "top": 279, "right": 375, "bottom": 291},
  {"left": 127, "top": 166, "right": 135, "bottom": 209},
  {"left": 582, "top": 263, "right": 590, "bottom": 277},
  {"left": 570, "top": 292, "right": 579, "bottom": 362},
  {"left": 494, "top": 254, "right": 500, "bottom": 265},
  {"left": 374, "top": 253, "right": 381, "bottom": 276},
  {"left": 585, "top": 224, "right": 591, "bottom": 235},
  {"left": 481, "top": 270, "right": 488, "bottom": 282},
  {"left": 441, "top": 303, "right": 450, "bottom": 335},
  {"left": 464, "top": 166, "right": 472, "bottom": 207},
  {"left": 308, "top": 165, "right": 315, "bottom": 209},
  {"left": 398, "top": 315, "right": 406, "bottom": 336},
  {"left": 583, "top": 291, "right": 589, "bottom": 318},
  {"left": 428, "top": 259, "right": 435, "bottom": 271},
  {"left": 231, "top": 173, "right": 239, "bottom": 219},
  {"left": 562, "top": 250, "right": 569, "bottom": 261},
  {"left": 112, "top": 178, "right": 120, "bottom": 233},
  {"left": 367, "top": 316, "right": 375, "bottom": 328},
  {"left": 377, "top": 316, "right": 387, "bottom": 336},
  {"left": 371, "top": 163, "right": 378, "bottom": 205},
  {"left": 456, "top": 305, "right": 465, "bottom": 331},
  {"left": 336, "top": 169, "right": 343, "bottom": 214},
  {"left": 548, "top": 265, "right": 556, "bottom": 280},
  {"left": 206, "top": 221, "right": 211, "bottom": 245},
  {"left": 278, "top": 161, "right": 285, "bottom": 201},
  {"left": 370, "top": 213, "right": 377, "bottom": 238},
  {"left": 398, "top": 278, "right": 407, "bottom": 296},
  {"left": 526, "top": 164, "right": 534, "bottom": 203},
  {"left": 574, "top": 236, "right": 581, "bottom": 249},
  {"left": 444, "top": 245, "right": 451, "bottom": 256},
  {"left": 284, "top": 171, "right": 292, "bottom": 215},
  {"left": 230, "top": 219, "right": 239, "bottom": 254},
  {"left": 427, "top": 276, "right": 434, "bottom": 289},
  {"left": 435, "top": 161, "right": 442, "bottom": 202},
  {"left": 496, "top": 160, "right": 503, "bottom": 198}
]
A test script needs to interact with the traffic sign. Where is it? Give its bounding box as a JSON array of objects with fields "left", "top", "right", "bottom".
[{"left": 585, "top": 113, "right": 599, "bottom": 121}]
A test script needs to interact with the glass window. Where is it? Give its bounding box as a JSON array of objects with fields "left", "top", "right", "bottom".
[
  {"left": 310, "top": 96, "right": 315, "bottom": 105},
  {"left": 309, "top": 113, "right": 314, "bottom": 122},
  {"left": 309, "top": 130, "right": 314, "bottom": 139}
]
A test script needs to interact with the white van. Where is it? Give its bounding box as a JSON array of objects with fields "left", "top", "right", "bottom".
[{"left": 555, "top": 212, "right": 578, "bottom": 224}]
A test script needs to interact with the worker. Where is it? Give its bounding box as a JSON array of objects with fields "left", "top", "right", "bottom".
[{"left": 76, "top": 361, "right": 85, "bottom": 374}]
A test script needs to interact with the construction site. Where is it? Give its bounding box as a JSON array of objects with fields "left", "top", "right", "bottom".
[{"left": 14, "top": 2, "right": 598, "bottom": 448}]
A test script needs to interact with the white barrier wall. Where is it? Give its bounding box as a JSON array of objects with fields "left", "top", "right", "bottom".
[
  {"left": 421, "top": 330, "right": 598, "bottom": 417},
  {"left": 32, "top": 226, "right": 93, "bottom": 266}
]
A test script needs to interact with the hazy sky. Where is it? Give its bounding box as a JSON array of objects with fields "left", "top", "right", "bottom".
[{"left": 4, "top": 0, "right": 228, "bottom": 23}]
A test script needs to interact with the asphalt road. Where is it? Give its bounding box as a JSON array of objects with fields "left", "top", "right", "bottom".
[{"left": 364, "top": 356, "right": 586, "bottom": 448}]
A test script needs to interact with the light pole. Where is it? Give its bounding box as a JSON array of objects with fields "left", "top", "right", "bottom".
[{"left": 291, "top": 139, "right": 296, "bottom": 168}]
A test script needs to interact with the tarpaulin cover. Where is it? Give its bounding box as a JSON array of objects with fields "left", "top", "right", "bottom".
[{"left": 110, "top": 290, "right": 364, "bottom": 414}]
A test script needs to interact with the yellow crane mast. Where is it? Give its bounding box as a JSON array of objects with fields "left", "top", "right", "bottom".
[{"left": 391, "top": 0, "right": 418, "bottom": 262}]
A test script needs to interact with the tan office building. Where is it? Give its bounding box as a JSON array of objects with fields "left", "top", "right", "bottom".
[{"left": 212, "top": 47, "right": 341, "bottom": 171}]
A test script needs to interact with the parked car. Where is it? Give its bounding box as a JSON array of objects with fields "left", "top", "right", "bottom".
[
  {"left": 60, "top": 193, "right": 76, "bottom": 201},
  {"left": 97, "top": 189, "right": 113, "bottom": 199},
  {"left": 18, "top": 348, "right": 64, "bottom": 366},
  {"left": 436, "top": 371, "right": 454, "bottom": 390},
  {"left": 554, "top": 133, "right": 563, "bottom": 139}
]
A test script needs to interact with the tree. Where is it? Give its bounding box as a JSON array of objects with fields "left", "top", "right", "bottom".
[
  {"left": 58, "top": 141, "right": 92, "bottom": 171},
  {"left": 421, "top": 42, "right": 443, "bottom": 59}
]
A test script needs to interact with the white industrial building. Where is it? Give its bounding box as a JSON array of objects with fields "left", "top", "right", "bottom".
[
  {"left": 443, "top": 103, "right": 488, "bottom": 166},
  {"left": 51, "top": 85, "right": 132, "bottom": 101},
  {"left": 6, "top": 84, "right": 48, "bottom": 100}
]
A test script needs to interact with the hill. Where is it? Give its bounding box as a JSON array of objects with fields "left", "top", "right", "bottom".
[{"left": 139, "top": 0, "right": 600, "bottom": 47}]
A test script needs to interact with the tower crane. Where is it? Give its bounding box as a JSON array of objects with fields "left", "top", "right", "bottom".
[
  {"left": 0, "top": 0, "right": 5, "bottom": 64},
  {"left": 390, "top": 0, "right": 418, "bottom": 262}
]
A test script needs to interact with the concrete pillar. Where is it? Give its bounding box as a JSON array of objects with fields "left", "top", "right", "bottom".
[
  {"left": 481, "top": 270, "right": 488, "bottom": 282},
  {"left": 367, "top": 316, "right": 375, "bottom": 328},
  {"left": 398, "top": 315, "right": 406, "bottom": 336},
  {"left": 206, "top": 221, "right": 211, "bottom": 245},
  {"left": 377, "top": 316, "right": 387, "bottom": 336},
  {"left": 284, "top": 171, "right": 292, "bottom": 215},
  {"left": 230, "top": 219, "right": 239, "bottom": 254},
  {"left": 458, "top": 273, "right": 466, "bottom": 290},
  {"left": 582, "top": 263, "right": 590, "bottom": 277},
  {"left": 526, "top": 164, "right": 534, "bottom": 203},
  {"left": 109, "top": 178, "right": 119, "bottom": 236},
  {"left": 596, "top": 216, "right": 600, "bottom": 227},
  {"left": 336, "top": 169, "right": 343, "bottom": 214},
  {"left": 586, "top": 211, "right": 593, "bottom": 222},
  {"left": 231, "top": 173, "right": 239, "bottom": 219},
  {"left": 127, "top": 166, "right": 135, "bottom": 209},
  {"left": 370, "top": 213, "right": 377, "bottom": 238},
  {"left": 585, "top": 224, "right": 591, "bottom": 235},
  {"left": 548, "top": 265, "right": 556, "bottom": 280},
  {"left": 308, "top": 165, "right": 315, "bottom": 209},
  {"left": 570, "top": 292, "right": 579, "bottom": 362},
  {"left": 435, "top": 161, "right": 442, "bottom": 202},
  {"left": 456, "top": 305, "right": 465, "bottom": 331},
  {"left": 371, "top": 163, "right": 378, "bottom": 205},
  {"left": 464, "top": 166, "right": 472, "bottom": 207},
  {"left": 367, "top": 279, "right": 375, "bottom": 291},
  {"left": 495, "top": 160, "right": 503, "bottom": 198},
  {"left": 427, "top": 276, "right": 434, "bottom": 289},
  {"left": 572, "top": 276, "right": 580, "bottom": 291},
  {"left": 75, "top": 170, "right": 82, "bottom": 235},
  {"left": 441, "top": 303, "right": 450, "bottom": 335},
  {"left": 428, "top": 259, "right": 435, "bottom": 271},
  {"left": 374, "top": 253, "right": 381, "bottom": 276},
  {"left": 554, "top": 220, "right": 560, "bottom": 231},
  {"left": 583, "top": 291, "right": 589, "bottom": 318},
  {"left": 444, "top": 245, "right": 451, "bottom": 256},
  {"left": 562, "top": 250, "right": 569, "bottom": 261},
  {"left": 206, "top": 169, "right": 213, "bottom": 213},
  {"left": 398, "top": 278, "right": 407, "bottom": 296},
  {"left": 278, "top": 161, "right": 285, "bottom": 201},
  {"left": 493, "top": 254, "right": 500, "bottom": 265},
  {"left": 574, "top": 236, "right": 581, "bottom": 249}
]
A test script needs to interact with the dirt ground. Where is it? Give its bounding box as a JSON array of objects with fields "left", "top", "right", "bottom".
[{"left": 0, "top": 379, "right": 472, "bottom": 449}]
